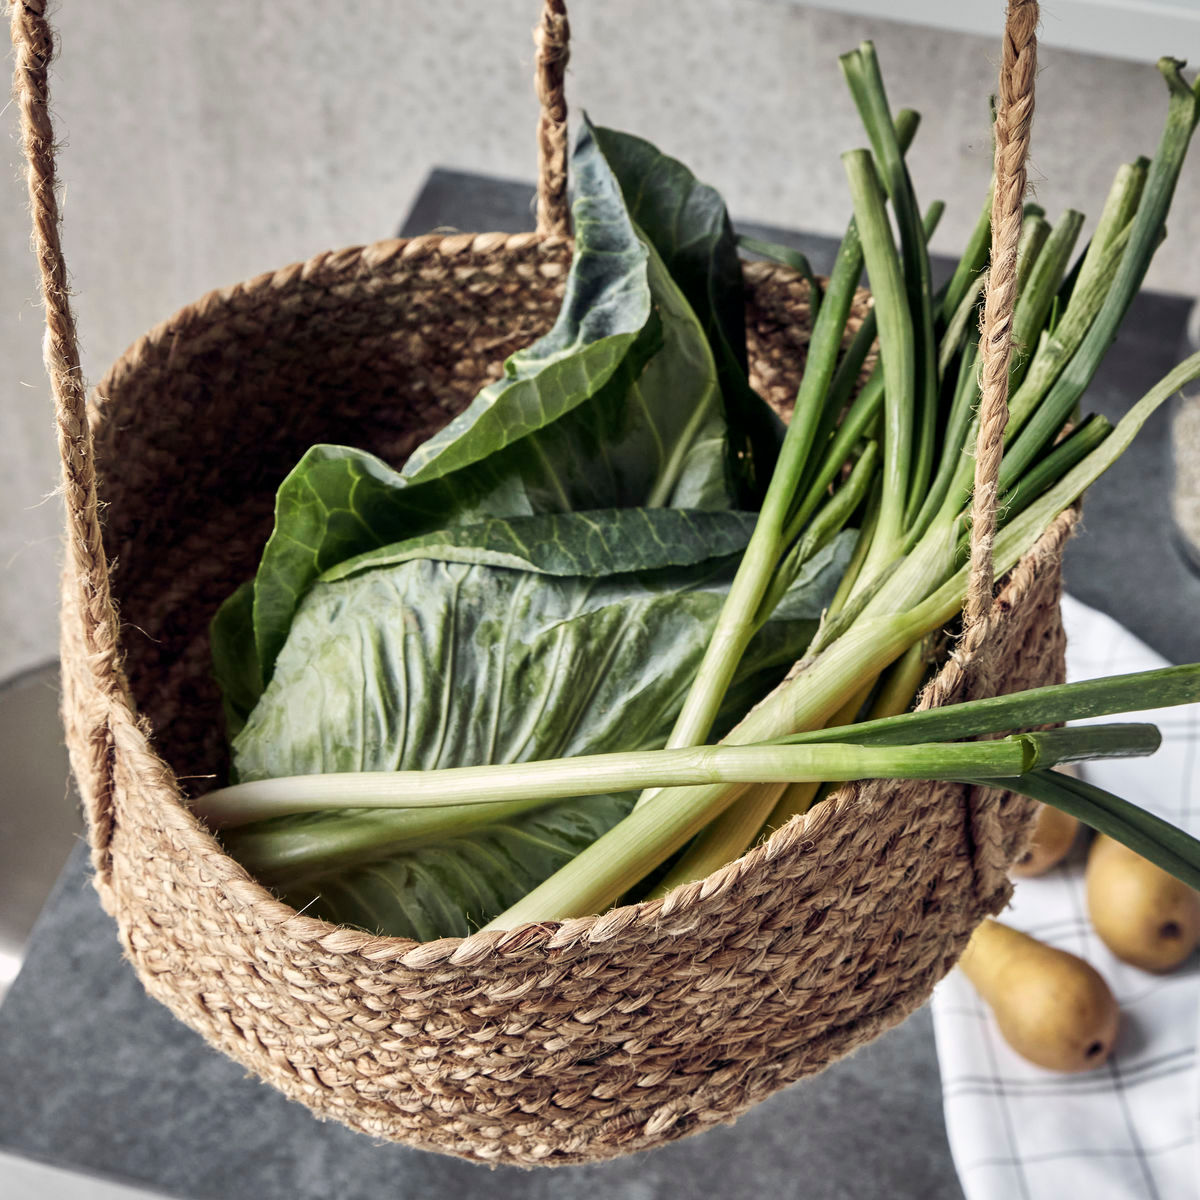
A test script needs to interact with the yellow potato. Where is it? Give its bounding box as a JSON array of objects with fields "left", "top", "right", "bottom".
[
  {"left": 1087, "top": 834, "right": 1200, "bottom": 972},
  {"left": 960, "top": 918, "right": 1118, "bottom": 1072}
]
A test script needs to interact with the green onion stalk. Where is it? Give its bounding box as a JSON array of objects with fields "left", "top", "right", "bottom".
[
  {"left": 207, "top": 55, "right": 1200, "bottom": 937},
  {"left": 202, "top": 723, "right": 1160, "bottom": 830},
  {"left": 196, "top": 668, "right": 1200, "bottom": 906},
  {"left": 643, "top": 111, "right": 926, "bottom": 768},
  {"left": 471, "top": 59, "right": 1200, "bottom": 926}
]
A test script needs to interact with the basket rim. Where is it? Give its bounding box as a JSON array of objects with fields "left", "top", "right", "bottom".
[
  {"left": 88, "top": 229, "right": 829, "bottom": 422},
  {"left": 89, "top": 228, "right": 571, "bottom": 416},
  {"left": 77, "top": 233, "right": 1067, "bottom": 972}
]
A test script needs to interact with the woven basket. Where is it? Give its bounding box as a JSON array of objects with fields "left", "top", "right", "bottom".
[{"left": 16, "top": 0, "right": 1070, "bottom": 1167}]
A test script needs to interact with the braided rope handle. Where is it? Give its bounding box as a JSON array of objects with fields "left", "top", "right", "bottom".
[
  {"left": 968, "top": 0, "right": 1039, "bottom": 641},
  {"left": 13, "top": 0, "right": 1032, "bottom": 853},
  {"left": 10, "top": 0, "right": 106, "bottom": 636},
  {"left": 534, "top": 0, "right": 570, "bottom": 237},
  {"left": 10, "top": 0, "right": 122, "bottom": 857}
]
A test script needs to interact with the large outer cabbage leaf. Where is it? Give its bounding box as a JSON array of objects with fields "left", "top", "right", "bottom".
[
  {"left": 224, "top": 513, "right": 855, "bottom": 938},
  {"left": 211, "top": 119, "right": 836, "bottom": 943},
  {"left": 213, "top": 121, "right": 735, "bottom": 702}
]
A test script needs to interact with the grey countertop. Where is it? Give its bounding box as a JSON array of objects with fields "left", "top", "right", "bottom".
[{"left": 0, "top": 170, "right": 1195, "bottom": 1200}]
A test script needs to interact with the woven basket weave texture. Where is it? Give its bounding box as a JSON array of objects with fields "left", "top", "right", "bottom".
[
  {"left": 60, "top": 234, "right": 1072, "bottom": 1165},
  {"left": 10, "top": 0, "right": 1068, "bottom": 1168}
]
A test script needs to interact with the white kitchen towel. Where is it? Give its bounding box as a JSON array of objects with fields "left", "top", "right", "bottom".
[{"left": 931, "top": 594, "right": 1200, "bottom": 1200}]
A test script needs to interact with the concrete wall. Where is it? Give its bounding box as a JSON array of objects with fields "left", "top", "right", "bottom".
[{"left": 2, "top": 0, "right": 1197, "bottom": 680}]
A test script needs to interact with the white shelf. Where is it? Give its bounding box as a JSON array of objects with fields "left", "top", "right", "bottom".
[{"left": 793, "top": 0, "right": 1200, "bottom": 65}]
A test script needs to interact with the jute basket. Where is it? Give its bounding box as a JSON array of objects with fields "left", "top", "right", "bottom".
[{"left": 15, "top": 0, "right": 1071, "bottom": 1167}]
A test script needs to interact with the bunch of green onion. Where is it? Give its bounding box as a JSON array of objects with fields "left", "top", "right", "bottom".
[{"left": 198, "top": 49, "right": 1200, "bottom": 935}]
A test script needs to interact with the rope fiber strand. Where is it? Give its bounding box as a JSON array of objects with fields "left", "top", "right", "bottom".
[
  {"left": 10, "top": 0, "right": 123, "bottom": 863},
  {"left": 534, "top": 0, "right": 570, "bottom": 238},
  {"left": 968, "top": 0, "right": 1040, "bottom": 653}
]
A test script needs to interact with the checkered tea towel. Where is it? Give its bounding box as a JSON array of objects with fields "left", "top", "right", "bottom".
[{"left": 931, "top": 594, "right": 1200, "bottom": 1200}]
